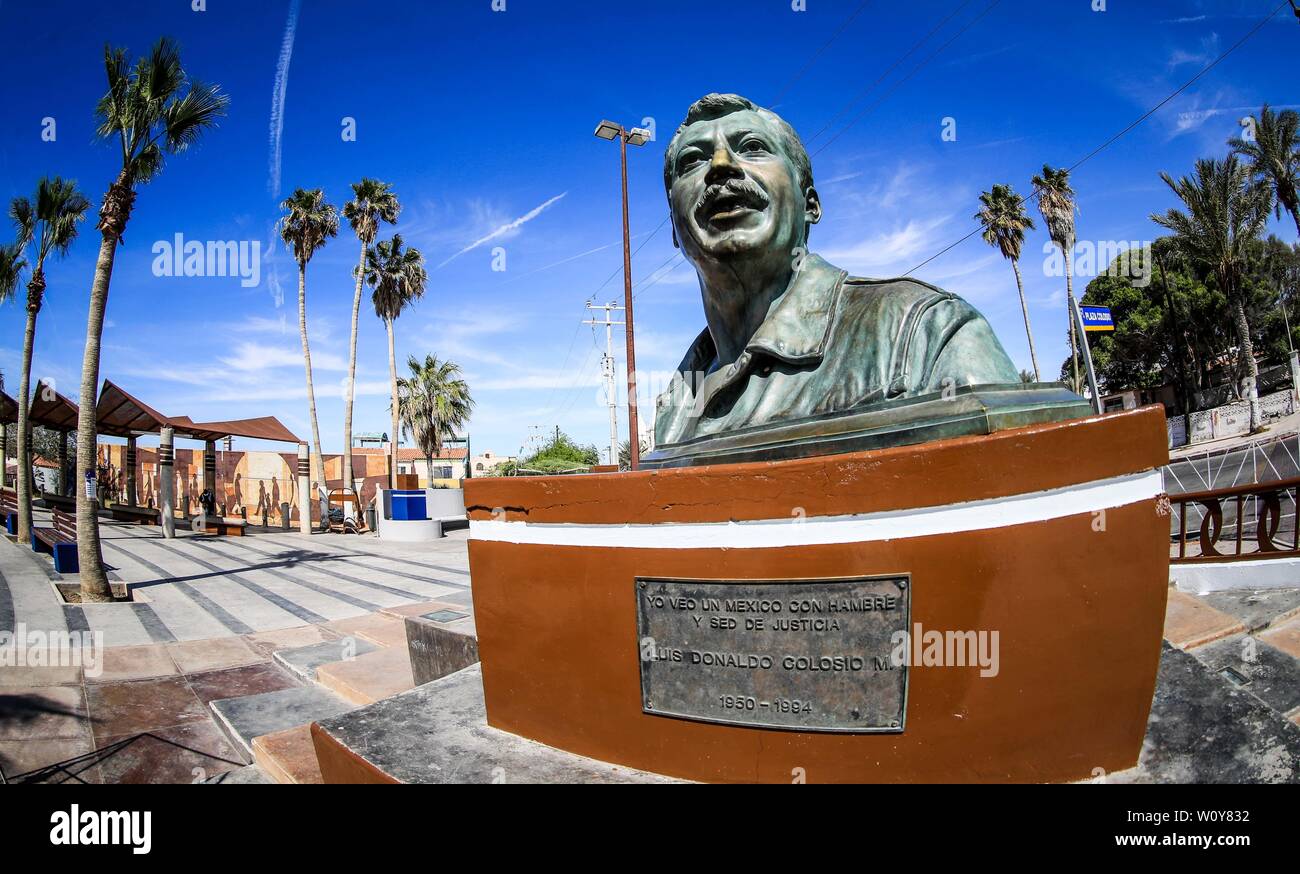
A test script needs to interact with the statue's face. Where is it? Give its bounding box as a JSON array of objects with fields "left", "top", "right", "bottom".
[{"left": 668, "top": 109, "right": 810, "bottom": 265}]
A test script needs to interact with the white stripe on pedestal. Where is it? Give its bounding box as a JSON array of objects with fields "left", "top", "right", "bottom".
[{"left": 468, "top": 469, "right": 1164, "bottom": 550}]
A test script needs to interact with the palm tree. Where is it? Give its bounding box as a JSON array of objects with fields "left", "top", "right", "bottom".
[
  {"left": 1152, "top": 157, "right": 1273, "bottom": 432},
  {"left": 77, "top": 39, "right": 227, "bottom": 601},
  {"left": 365, "top": 234, "right": 428, "bottom": 487},
  {"left": 9, "top": 178, "right": 91, "bottom": 544},
  {"left": 976, "top": 184, "right": 1040, "bottom": 380},
  {"left": 278, "top": 188, "right": 338, "bottom": 513},
  {"left": 396, "top": 354, "right": 473, "bottom": 485},
  {"left": 341, "top": 179, "right": 400, "bottom": 500},
  {"left": 0, "top": 246, "right": 26, "bottom": 478},
  {"left": 1229, "top": 104, "right": 1300, "bottom": 238},
  {"left": 1031, "top": 165, "right": 1081, "bottom": 394}
]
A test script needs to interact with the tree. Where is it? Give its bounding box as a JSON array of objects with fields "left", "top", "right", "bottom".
[
  {"left": 1032, "top": 165, "right": 1082, "bottom": 394},
  {"left": 341, "top": 179, "right": 400, "bottom": 500},
  {"left": 1152, "top": 157, "right": 1273, "bottom": 431},
  {"left": 278, "top": 187, "right": 338, "bottom": 507},
  {"left": 516, "top": 430, "right": 599, "bottom": 475},
  {"left": 77, "top": 39, "right": 228, "bottom": 601},
  {"left": 618, "top": 437, "right": 650, "bottom": 471},
  {"left": 396, "top": 354, "right": 473, "bottom": 485},
  {"left": 976, "top": 184, "right": 1040, "bottom": 379},
  {"left": 9, "top": 178, "right": 91, "bottom": 544},
  {"left": 365, "top": 234, "right": 427, "bottom": 487},
  {"left": 1229, "top": 104, "right": 1300, "bottom": 238}
]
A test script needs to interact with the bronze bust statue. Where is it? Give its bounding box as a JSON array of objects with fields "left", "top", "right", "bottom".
[{"left": 645, "top": 94, "right": 1086, "bottom": 467}]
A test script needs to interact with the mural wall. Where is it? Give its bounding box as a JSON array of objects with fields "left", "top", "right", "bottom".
[{"left": 95, "top": 443, "right": 393, "bottom": 526}]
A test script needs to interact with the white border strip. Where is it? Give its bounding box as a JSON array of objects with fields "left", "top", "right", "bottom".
[{"left": 469, "top": 469, "right": 1163, "bottom": 550}]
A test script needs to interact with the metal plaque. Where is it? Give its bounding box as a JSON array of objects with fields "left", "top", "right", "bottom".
[{"left": 636, "top": 575, "right": 909, "bottom": 732}]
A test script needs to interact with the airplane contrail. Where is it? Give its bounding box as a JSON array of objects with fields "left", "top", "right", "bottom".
[
  {"left": 436, "top": 192, "right": 568, "bottom": 269},
  {"left": 268, "top": 0, "right": 301, "bottom": 197}
]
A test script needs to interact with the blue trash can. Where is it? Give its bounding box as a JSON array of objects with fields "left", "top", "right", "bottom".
[{"left": 389, "top": 490, "right": 428, "bottom": 521}]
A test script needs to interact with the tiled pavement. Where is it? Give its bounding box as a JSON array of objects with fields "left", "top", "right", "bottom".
[{"left": 0, "top": 509, "right": 471, "bottom": 783}]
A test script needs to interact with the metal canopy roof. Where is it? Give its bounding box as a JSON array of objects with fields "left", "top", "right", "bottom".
[
  {"left": 29, "top": 380, "right": 79, "bottom": 432},
  {"left": 95, "top": 380, "right": 301, "bottom": 444}
]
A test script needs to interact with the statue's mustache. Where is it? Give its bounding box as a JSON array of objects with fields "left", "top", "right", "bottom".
[{"left": 695, "top": 179, "right": 770, "bottom": 216}]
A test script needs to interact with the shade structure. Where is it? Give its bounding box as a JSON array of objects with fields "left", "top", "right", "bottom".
[
  {"left": 28, "top": 380, "right": 78, "bottom": 432},
  {"left": 171, "top": 415, "right": 301, "bottom": 444},
  {"left": 95, "top": 380, "right": 301, "bottom": 444},
  {"left": 0, "top": 390, "right": 15, "bottom": 425}
]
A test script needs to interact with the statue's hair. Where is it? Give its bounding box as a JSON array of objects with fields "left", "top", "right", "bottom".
[{"left": 663, "top": 93, "right": 814, "bottom": 194}]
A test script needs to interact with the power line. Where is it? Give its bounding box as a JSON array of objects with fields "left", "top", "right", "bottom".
[
  {"left": 805, "top": 0, "right": 976, "bottom": 144},
  {"left": 770, "top": 0, "right": 877, "bottom": 106},
  {"left": 903, "top": 0, "right": 1290, "bottom": 277},
  {"left": 813, "top": 0, "right": 1002, "bottom": 157}
]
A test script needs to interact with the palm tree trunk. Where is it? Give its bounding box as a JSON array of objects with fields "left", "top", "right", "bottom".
[
  {"left": 1010, "top": 258, "right": 1040, "bottom": 381},
  {"left": 1064, "top": 249, "right": 1080, "bottom": 394},
  {"left": 297, "top": 265, "right": 327, "bottom": 526},
  {"left": 76, "top": 231, "right": 120, "bottom": 602},
  {"left": 386, "top": 317, "right": 398, "bottom": 489},
  {"left": 1233, "top": 286, "right": 1262, "bottom": 431},
  {"left": 341, "top": 238, "right": 365, "bottom": 508},
  {"left": 15, "top": 290, "right": 39, "bottom": 544}
]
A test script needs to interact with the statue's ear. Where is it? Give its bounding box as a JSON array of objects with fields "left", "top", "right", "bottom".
[{"left": 805, "top": 187, "right": 822, "bottom": 225}]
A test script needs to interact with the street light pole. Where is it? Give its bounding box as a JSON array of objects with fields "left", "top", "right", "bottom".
[
  {"left": 595, "top": 120, "right": 650, "bottom": 469},
  {"left": 619, "top": 132, "right": 641, "bottom": 470}
]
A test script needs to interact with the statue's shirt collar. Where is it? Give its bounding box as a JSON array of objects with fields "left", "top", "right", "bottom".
[
  {"left": 661, "top": 253, "right": 847, "bottom": 438},
  {"left": 690, "top": 252, "right": 847, "bottom": 374}
]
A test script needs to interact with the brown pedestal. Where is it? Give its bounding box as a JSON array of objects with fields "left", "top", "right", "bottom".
[{"left": 464, "top": 406, "right": 1170, "bottom": 783}]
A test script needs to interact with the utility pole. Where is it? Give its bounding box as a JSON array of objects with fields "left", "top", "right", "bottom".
[{"left": 584, "top": 301, "right": 625, "bottom": 466}]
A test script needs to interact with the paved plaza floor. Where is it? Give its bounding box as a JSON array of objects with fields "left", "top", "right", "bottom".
[{"left": 0, "top": 507, "right": 470, "bottom": 783}]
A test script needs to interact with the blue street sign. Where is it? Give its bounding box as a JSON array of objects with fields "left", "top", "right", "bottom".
[{"left": 1080, "top": 305, "right": 1114, "bottom": 332}]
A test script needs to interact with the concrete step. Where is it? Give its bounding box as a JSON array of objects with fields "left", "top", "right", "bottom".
[
  {"left": 210, "top": 685, "right": 355, "bottom": 762},
  {"left": 404, "top": 608, "right": 478, "bottom": 686},
  {"left": 252, "top": 724, "right": 324, "bottom": 784},
  {"left": 316, "top": 645, "right": 416, "bottom": 706},
  {"left": 1109, "top": 642, "right": 1300, "bottom": 783},
  {"left": 272, "top": 637, "right": 379, "bottom": 683},
  {"left": 310, "top": 664, "right": 677, "bottom": 784}
]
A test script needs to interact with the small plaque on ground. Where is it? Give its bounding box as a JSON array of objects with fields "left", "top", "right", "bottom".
[
  {"left": 423, "top": 609, "right": 469, "bottom": 623},
  {"left": 636, "top": 576, "right": 909, "bottom": 732}
]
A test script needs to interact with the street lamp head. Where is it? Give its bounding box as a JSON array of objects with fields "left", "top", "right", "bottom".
[
  {"left": 626, "top": 127, "right": 651, "bottom": 147},
  {"left": 594, "top": 120, "right": 622, "bottom": 141}
]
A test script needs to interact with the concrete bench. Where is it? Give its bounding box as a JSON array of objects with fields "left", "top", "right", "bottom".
[
  {"left": 108, "top": 503, "right": 160, "bottom": 525},
  {"left": 31, "top": 507, "right": 78, "bottom": 573},
  {"left": 192, "top": 515, "right": 248, "bottom": 537}
]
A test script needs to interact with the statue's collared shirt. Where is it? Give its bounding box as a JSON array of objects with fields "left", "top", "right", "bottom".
[{"left": 654, "top": 253, "right": 1019, "bottom": 447}]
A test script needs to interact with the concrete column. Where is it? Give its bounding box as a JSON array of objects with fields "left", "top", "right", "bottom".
[
  {"left": 57, "top": 431, "right": 69, "bottom": 496},
  {"left": 159, "top": 427, "right": 175, "bottom": 539},
  {"left": 125, "top": 436, "right": 138, "bottom": 507},
  {"left": 297, "top": 443, "right": 311, "bottom": 536}
]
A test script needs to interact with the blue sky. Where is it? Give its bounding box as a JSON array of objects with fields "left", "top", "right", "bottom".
[{"left": 1, "top": 0, "right": 1297, "bottom": 462}]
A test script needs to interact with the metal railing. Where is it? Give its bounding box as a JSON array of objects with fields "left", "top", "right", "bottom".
[{"left": 1171, "top": 475, "right": 1300, "bottom": 563}]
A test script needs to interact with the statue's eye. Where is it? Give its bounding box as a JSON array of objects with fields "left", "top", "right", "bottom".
[
  {"left": 676, "top": 149, "right": 705, "bottom": 173},
  {"left": 739, "top": 137, "right": 770, "bottom": 154}
]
